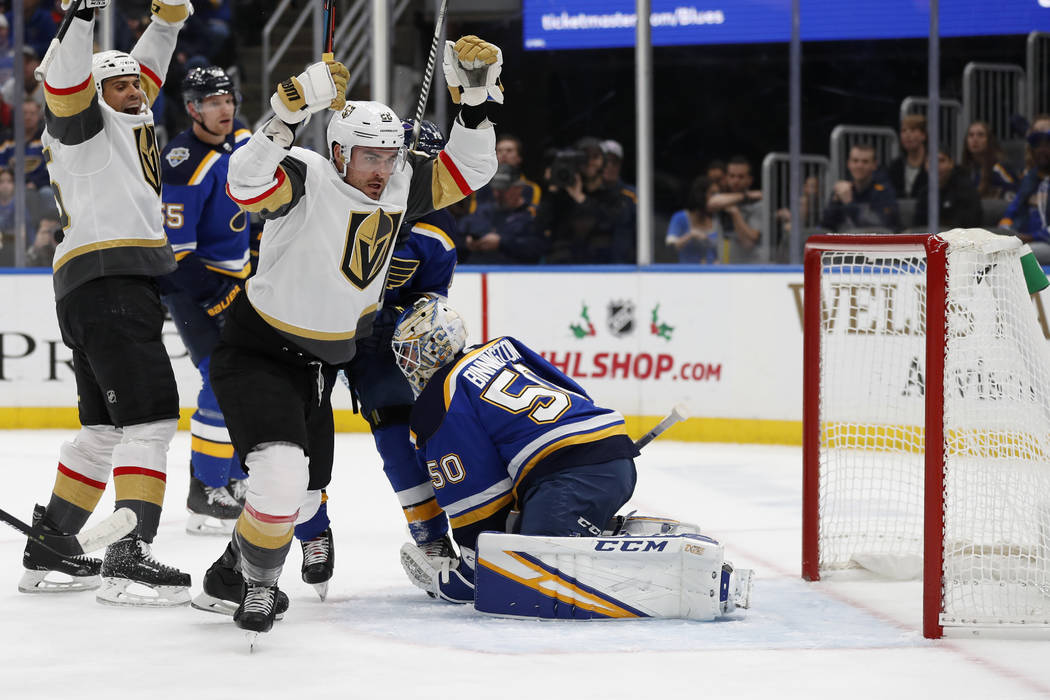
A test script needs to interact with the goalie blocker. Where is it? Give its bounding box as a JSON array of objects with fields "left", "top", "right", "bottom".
[{"left": 474, "top": 532, "right": 752, "bottom": 620}]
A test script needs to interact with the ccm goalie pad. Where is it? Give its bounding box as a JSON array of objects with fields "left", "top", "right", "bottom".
[{"left": 474, "top": 533, "right": 753, "bottom": 620}]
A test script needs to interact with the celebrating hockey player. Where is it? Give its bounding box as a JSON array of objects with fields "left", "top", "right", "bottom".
[
  {"left": 393, "top": 298, "right": 753, "bottom": 620},
  {"left": 197, "top": 36, "right": 500, "bottom": 639},
  {"left": 18, "top": 0, "right": 193, "bottom": 606},
  {"left": 336, "top": 119, "right": 460, "bottom": 588},
  {"left": 157, "top": 65, "right": 253, "bottom": 536}
]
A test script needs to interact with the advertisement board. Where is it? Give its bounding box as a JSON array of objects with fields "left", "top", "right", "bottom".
[{"left": 523, "top": 0, "right": 1050, "bottom": 50}]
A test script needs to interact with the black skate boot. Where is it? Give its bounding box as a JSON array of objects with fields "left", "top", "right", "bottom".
[
  {"left": 19, "top": 504, "right": 102, "bottom": 594},
  {"left": 186, "top": 466, "right": 242, "bottom": 536},
  {"left": 235, "top": 582, "right": 280, "bottom": 649},
  {"left": 96, "top": 534, "right": 191, "bottom": 607},
  {"left": 300, "top": 528, "right": 334, "bottom": 601},
  {"left": 227, "top": 476, "right": 249, "bottom": 507},
  {"left": 191, "top": 543, "right": 289, "bottom": 618}
]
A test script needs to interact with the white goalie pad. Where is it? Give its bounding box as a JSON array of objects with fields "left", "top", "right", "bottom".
[{"left": 474, "top": 532, "right": 750, "bottom": 621}]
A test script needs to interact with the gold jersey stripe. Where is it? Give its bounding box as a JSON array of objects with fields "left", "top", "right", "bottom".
[
  {"left": 513, "top": 424, "right": 628, "bottom": 497},
  {"left": 403, "top": 498, "right": 444, "bottom": 523},
  {"left": 251, "top": 299, "right": 377, "bottom": 341},
  {"left": 53, "top": 237, "right": 170, "bottom": 272},
  {"left": 191, "top": 435, "right": 235, "bottom": 459},
  {"left": 139, "top": 63, "right": 163, "bottom": 106},
  {"left": 113, "top": 472, "right": 166, "bottom": 507},
  {"left": 431, "top": 154, "right": 472, "bottom": 210},
  {"left": 44, "top": 77, "right": 95, "bottom": 118},
  {"left": 412, "top": 221, "right": 455, "bottom": 250},
  {"left": 449, "top": 492, "right": 513, "bottom": 529},
  {"left": 53, "top": 472, "right": 105, "bottom": 512},
  {"left": 188, "top": 151, "right": 220, "bottom": 186},
  {"left": 236, "top": 511, "right": 295, "bottom": 550}
]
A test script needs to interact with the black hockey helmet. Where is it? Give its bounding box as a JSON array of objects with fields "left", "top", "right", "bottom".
[
  {"left": 182, "top": 65, "right": 239, "bottom": 108},
  {"left": 402, "top": 119, "right": 445, "bottom": 157}
]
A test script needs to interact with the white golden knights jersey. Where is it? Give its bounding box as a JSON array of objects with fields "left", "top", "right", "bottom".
[
  {"left": 226, "top": 117, "right": 496, "bottom": 364},
  {"left": 42, "top": 14, "right": 178, "bottom": 299}
]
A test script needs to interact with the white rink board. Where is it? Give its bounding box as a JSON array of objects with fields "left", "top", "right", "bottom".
[{"left": 6, "top": 268, "right": 1050, "bottom": 429}]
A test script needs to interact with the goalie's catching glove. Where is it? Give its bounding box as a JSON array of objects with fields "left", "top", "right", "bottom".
[
  {"left": 443, "top": 35, "right": 504, "bottom": 106},
  {"left": 149, "top": 0, "right": 194, "bottom": 28},
  {"left": 271, "top": 59, "right": 349, "bottom": 125}
]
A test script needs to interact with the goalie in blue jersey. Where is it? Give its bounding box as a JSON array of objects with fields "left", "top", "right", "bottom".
[{"left": 392, "top": 297, "right": 753, "bottom": 620}]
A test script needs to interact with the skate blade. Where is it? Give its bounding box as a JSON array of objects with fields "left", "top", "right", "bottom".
[
  {"left": 96, "top": 578, "right": 191, "bottom": 607},
  {"left": 246, "top": 630, "right": 260, "bottom": 652},
  {"left": 191, "top": 592, "right": 239, "bottom": 616},
  {"left": 310, "top": 580, "right": 329, "bottom": 602},
  {"left": 185, "top": 512, "right": 236, "bottom": 536},
  {"left": 18, "top": 569, "right": 100, "bottom": 594},
  {"left": 735, "top": 568, "right": 754, "bottom": 610}
]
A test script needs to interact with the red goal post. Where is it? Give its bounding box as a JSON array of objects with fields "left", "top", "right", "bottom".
[{"left": 802, "top": 230, "right": 1050, "bottom": 639}]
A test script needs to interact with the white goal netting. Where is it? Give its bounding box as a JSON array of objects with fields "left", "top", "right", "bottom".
[{"left": 814, "top": 230, "right": 1050, "bottom": 628}]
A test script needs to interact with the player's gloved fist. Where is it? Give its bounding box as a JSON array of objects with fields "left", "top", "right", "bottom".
[
  {"left": 199, "top": 281, "right": 242, "bottom": 330},
  {"left": 356, "top": 303, "right": 405, "bottom": 354},
  {"left": 60, "top": 0, "right": 109, "bottom": 11},
  {"left": 443, "top": 35, "right": 504, "bottom": 106},
  {"left": 270, "top": 59, "right": 348, "bottom": 124},
  {"left": 150, "top": 0, "right": 194, "bottom": 28}
]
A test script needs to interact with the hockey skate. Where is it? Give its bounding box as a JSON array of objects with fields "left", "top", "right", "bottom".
[
  {"left": 720, "top": 563, "right": 754, "bottom": 614},
  {"left": 300, "top": 528, "right": 334, "bottom": 601},
  {"left": 186, "top": 469, "right": 242, "bottom": 536},
  {"left": 192, "top": 543, "right": 288, "bottom": 618},
  {"left": 227, "top": 476, "right": 249, "bottom": 507},
  {"left": 235, "top": 582, "right": 280, "bottom": 650},
  {"left": 18, "top": 504, "right": 102, "bottom": 594},
  {"left": 96, "top": 535, "right": 191, "bottom": 607}
]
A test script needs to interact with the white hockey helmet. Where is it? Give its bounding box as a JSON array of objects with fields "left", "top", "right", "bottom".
[
  {"left": 327, "top": 100, "right": 405, "bottom": 172},
  {"left": 91, "top": 50, "right": 140, "bottom": 99},
  {"left": 392, "top": 296, "right": 468, "bottom": 396}
]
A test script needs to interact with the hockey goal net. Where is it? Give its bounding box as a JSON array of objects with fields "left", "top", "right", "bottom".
[{"left": 802, "top": 229, "right": 1050, "bottom": 638}]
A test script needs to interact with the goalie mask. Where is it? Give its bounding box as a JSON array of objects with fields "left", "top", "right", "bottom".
[
  {"left": 91, "top": 50, "right": 140, "bottom": 100},
  {"left": 392, "top": 297, "right": 468, "bottom": 396},
  {"left": 327, "top": 100, "right": 405, "bottom": 177}
]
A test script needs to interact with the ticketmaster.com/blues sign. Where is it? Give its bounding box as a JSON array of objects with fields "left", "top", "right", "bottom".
[{"left": 523, "top": 0, "right": 1050, "bottom": 50}]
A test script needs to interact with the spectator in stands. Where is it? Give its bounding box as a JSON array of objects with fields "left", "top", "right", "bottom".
[
  {"left": 0, "top": 99, "right": 49, "bottom": 191},
  {"left": 25, "top": 213, "right": 59, "bottom": 267},
  {"left": 665, "top": 175, "right": 721, "bottom": 264},
  {"left": 821, "top": 143, "right": 900, "bottom": 232},
  {"left": 887, "top": 114, "right": 928, "bottom": 199},
  {"left": 705, "top": 159, "right": 726, "bottom": 189},
  {"left": 1000, "top": 115, "right": 1050, "bottom": 263},
  {"left": 912, "top": 145, "right": 983, "bottom": 230},
  {"left": 775, "top": 174, "right": 823, "bottom": 235},
  {"left": 0, "top": 165, "right": 57, "bottom": 266},
  {"left": 5, "top": 0, "right": 56, "bottom": 59},
  {"left": 1, "top": 46, "right": 43, "bottom": 110},
  {"left": 0, "top": 15, "right": 13, "bottom": 88},
  {"left": 460, "top": 164, "right": 547, "bottom": 264},
  {"left": 539, "top": 137, "right": 635, "bottom": 264},
  {"left": 707, "top": 155, "right": 763, "bottom": 263},
  {"left": 601, "top": 139, "right": 636, "bottom": 197},
  {"left": 961, "top": 120, "right": 1017, "bottom": 199}
]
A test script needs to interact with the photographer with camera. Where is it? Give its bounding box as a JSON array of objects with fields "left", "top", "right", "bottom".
[
  {"left": 538, "top": 137, "right": 636, "bottom": 264},
  {"left": 460, "top": 163, "right": 548, "bottom": 264}
]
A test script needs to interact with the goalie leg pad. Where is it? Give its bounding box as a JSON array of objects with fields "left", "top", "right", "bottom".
[
  {"left": 474, "top": 533, "right": 734, "bottom": 621},
  {"left": 604, "top": 513, "right": 701, "bottom": 537}
]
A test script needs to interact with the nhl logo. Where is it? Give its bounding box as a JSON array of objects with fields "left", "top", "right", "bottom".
[{"left": 607, "top": 300, "right": 635, "bottom": 337}]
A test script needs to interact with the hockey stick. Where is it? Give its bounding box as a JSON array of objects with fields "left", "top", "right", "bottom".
[
  {"left": 410, "top": 0, "right": 449, "bottom": 151},
  {"left": 34, "top": 0, "right": 84, "bottom": 82},
  {"left": 634, "top": 402, "right": 690, "bottom": 450},
  {"left": 0, "top": 506, "right": 136, "bottom": 556},
  {"left": 321, "top": 0, "right": 336, "bottom": 62}
]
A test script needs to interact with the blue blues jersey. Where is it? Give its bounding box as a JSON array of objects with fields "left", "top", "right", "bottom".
[
  {"left": 161, "top": 119, "right": 253, "bottom": 278},
  {"left": 385, "top": 209, "right": 458, "bottom": 304},
  {"left": 409, "top": 336, "right": 638, "bottom": 545}
]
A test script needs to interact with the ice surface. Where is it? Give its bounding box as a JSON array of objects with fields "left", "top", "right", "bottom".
[{"left": 1, "top": 432, "right": 1048, "bottom": 698}]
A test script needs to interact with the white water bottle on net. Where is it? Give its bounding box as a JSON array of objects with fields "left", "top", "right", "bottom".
[{"left": 801, "top": 228, "right": 1050, "bottom": 638}]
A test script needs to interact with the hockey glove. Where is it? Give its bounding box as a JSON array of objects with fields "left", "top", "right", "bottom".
[
  {"left": 355, "top": 303, "right": 405, "bottom": 355},
  {"left": 443, "top": 35, "right": 504, "bottom": 106},
  {"left": 270, "top": 59, "right": 349, "bottom": 125},
  {"left": 400, "top": 541, "right": 474, "bottom": 604},
  {"left": 149, "top": 0, "right": 194, "bottom": 28},
  {"left": 60, "top": 0, "right": 108, "bottom": 10}
]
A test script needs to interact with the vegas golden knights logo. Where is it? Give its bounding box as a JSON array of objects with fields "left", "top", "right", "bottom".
[
  {"left": 341, "top": 208, "right": 402, "bottom": 289},
  {"left": 133, "top": 125, "right": 162, "bottom": 196}
]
